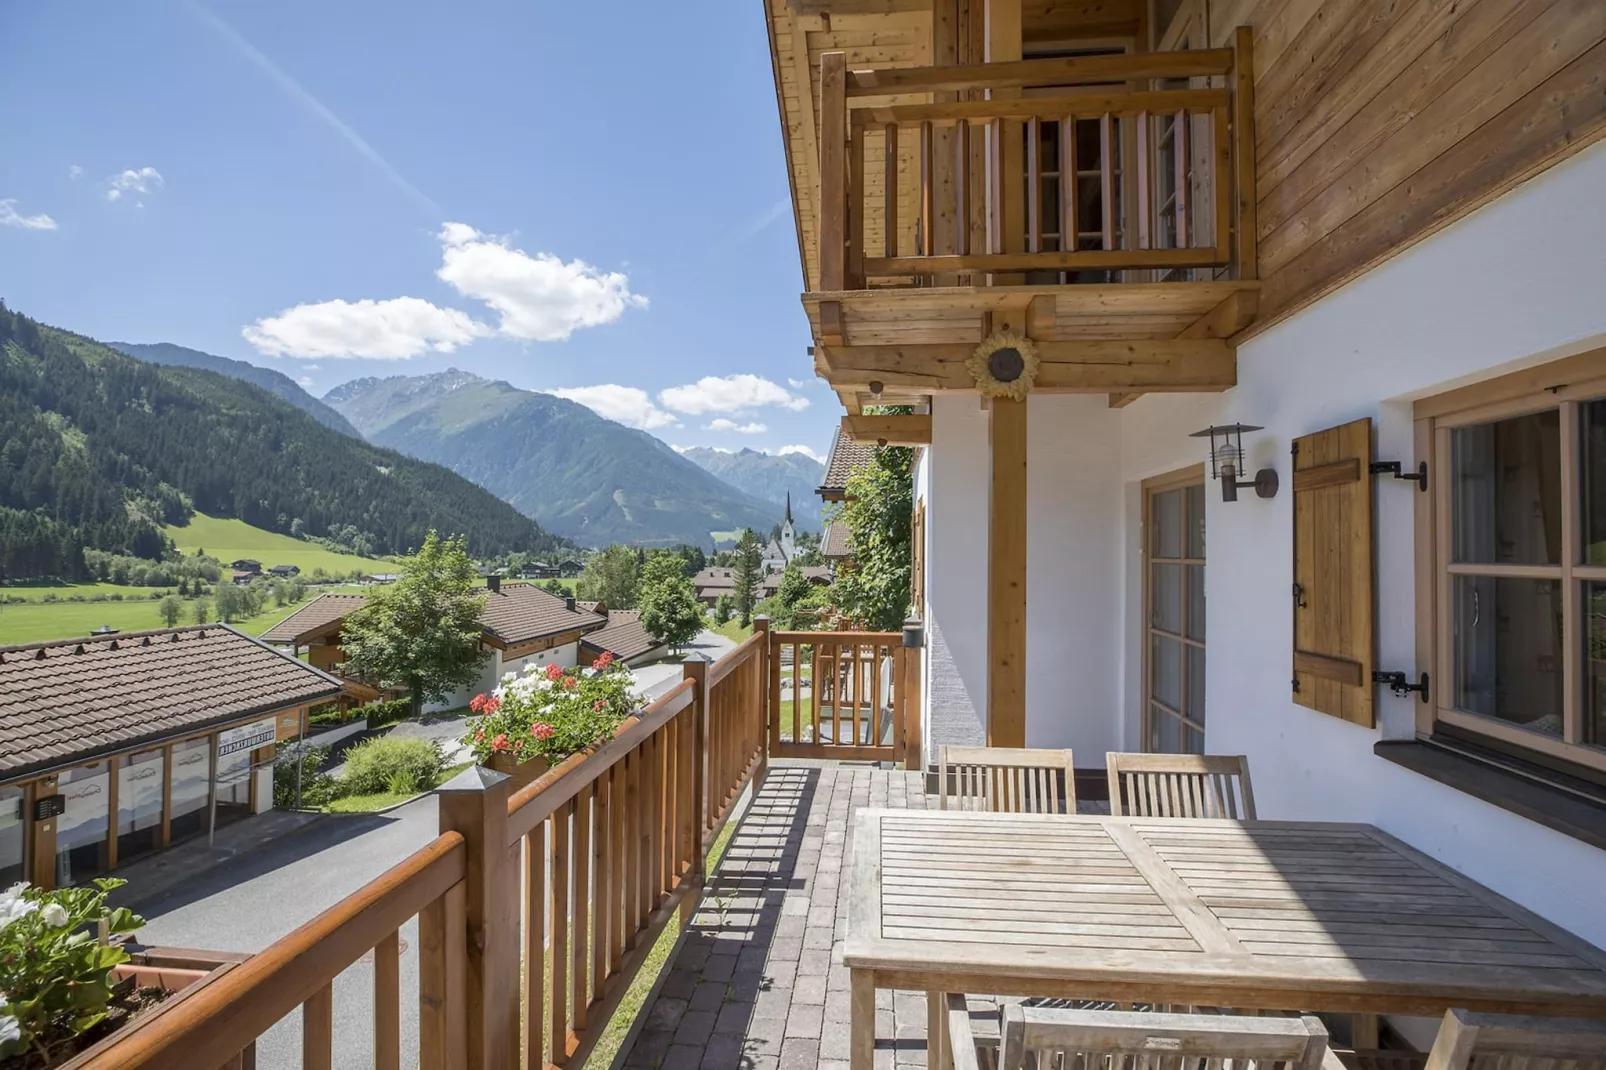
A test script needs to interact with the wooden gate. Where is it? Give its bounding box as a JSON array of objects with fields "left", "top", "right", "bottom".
[{"left": 767, "top": 630, "right": 909, "bottom": 762}]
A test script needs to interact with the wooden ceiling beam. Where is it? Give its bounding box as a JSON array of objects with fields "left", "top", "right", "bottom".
[
  {"left": 841, "top": 413, "right": 933, "bottom": 446},
  {"left": 1109, "top": 289, "right": 1258, "bottom": 410},
  {"left": 819, "top": 339, "right": 1235, "bottom": 393}
]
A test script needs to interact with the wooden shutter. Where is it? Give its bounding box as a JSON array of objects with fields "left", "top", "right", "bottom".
[{"left": 1292, "top": 418, "right": 1375, "bottom": 728}]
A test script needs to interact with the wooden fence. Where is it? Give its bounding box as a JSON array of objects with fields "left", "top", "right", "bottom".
[
  {"left": 768, "top": 629, "right": 914, "bottom": 763},
  {"left": 86, "top": 626, "right": 776, "bottom": 1070},
  {"left": 818, "top": 39, "right": 1256, "bottom": 289}
]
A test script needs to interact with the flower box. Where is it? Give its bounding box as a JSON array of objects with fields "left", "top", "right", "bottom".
[{"left": 487, "top": 751, "right": 552, "bottom": 789}]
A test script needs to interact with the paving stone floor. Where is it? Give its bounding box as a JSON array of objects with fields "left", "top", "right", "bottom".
[{"left": 619, "top": 762, "right": 1109, "bottom": 1070}]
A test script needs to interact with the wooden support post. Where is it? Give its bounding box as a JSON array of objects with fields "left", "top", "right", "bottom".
[
  {"left": 820, "top": 51, "right": 849, "bottom": 293},
  {"left": 931, "top": 0, "right": 959, "bottom": 282},
  {"left": 435, "top": 766, "right": 517, "bottom": 1070},
  {"left": 989, "top": 395, "right": 1028, "bottom": 749},
  {"left": 681, "top": 655, "right": 709, "bottom": 895},
  {"left": 753, "top": 616, "right": 771, "bottom": 786},
  {"left": 986, "top": 0, "right": 1024, "bottom": 284},
  {"left": 903, "top": 618, "right": 925, "bottom": 772},
  {"left": 1232, "top": 27, "right": 1257, "bottom": 280}
]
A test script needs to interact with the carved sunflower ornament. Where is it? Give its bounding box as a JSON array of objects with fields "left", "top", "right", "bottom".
[{"left": 967, "top": 329, "right": 1040, "bottom": 402}]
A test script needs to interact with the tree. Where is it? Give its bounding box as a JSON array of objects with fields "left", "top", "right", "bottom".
[
  {"left": 831, "top": 438, "right": 914, "bottom": 631},
  {"left": 676, "top": 545, "right": 707, "bottom": 577},
  {"left": 638, "top": 554, "right": 704, "bottom": 652},
  {"left": 213, "top": 584, "right": 246, "bottom": 623},
  {"left": 771, "top": 562, "right": 812, "bottom": 629},
  {"left": 713, "top": 594, "right": 733, "bottom": 626},
  {"left": 340, "top": 531, "right": 489, "bottom": 718},
  {"left": 191, "top": 596, "right": 211, "bottom": 624},
  {"left": 576, "top": 545, "right": 641, "bottom": 609},
  {"left": 158, "top": 595, "right": 182, "bottom": 627},
  {"left": 731, "top": 529, "right": 763, "bottom": 627},
  {"left": 542, "top": 578, "right": 568, "bottom": 596}
]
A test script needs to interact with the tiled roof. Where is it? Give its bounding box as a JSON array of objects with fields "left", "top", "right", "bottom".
[
  {"left": 480, "top": 583, "right": 606, "bottom": 646},
  {"left": 261, "top": 593, "right": 369, "bottom": 644},
  {"left": 818, "top": 427, "right": 875, "bottom": 496},
  {"left": 821, "top": 520, "right": 854, "bottom": 558},
  {"left": 262, "top": 585, "right": 605, "bottom": 649},
  {"left": 577, "top": 601, "right": 605, "bottom": 614},
  {"left": 0, "top": 626, "right": 343, "bottom": 781},
  {"left": 579, "top": 611, "right": 664, "bottom": 663}
]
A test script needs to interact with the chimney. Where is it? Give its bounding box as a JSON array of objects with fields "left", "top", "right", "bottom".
[
  {"left": 487, "top": 574, "right": 501, "bottom": 594},
  {"left": 564, "top": 595, "right": 576, "bottom": 612}
]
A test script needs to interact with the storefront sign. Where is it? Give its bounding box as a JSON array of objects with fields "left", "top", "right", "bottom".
[
  {"left": 217, "top": 717, "right": 276, "bottom": 758},
  {"left": 33, "top": 795, "right": 66, "bottom": 821}
]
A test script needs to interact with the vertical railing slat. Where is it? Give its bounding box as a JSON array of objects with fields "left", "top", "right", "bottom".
[
  {"left": 374, "top": 930, "right": 401, "bottom": 1070},
  {"left": 819, "top": 51, "right": 849, "bottom": 291},
  {"left": 572, "top": 784, "right": 592, "bottom": 1034},
  {"left": 524, "top": 821, "right": 547, "bottom": 1067},
  {"left": 303, "top": 983, "right": 333, "bottom": 1070}
]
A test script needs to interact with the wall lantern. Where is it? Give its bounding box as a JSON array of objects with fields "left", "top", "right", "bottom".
[{"left": 1189, "top": 424, "right": 1278, "bottom": 502}]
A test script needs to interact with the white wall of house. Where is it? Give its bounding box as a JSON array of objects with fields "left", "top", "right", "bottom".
[
  {"left": 425, "top": 640, "right": 583, "bottom": 714},
  {"left": 920, "top": 139, "right": 1606, "bottom": 946}
]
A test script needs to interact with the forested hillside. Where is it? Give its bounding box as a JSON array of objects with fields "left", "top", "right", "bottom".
[
  {"left": 679, "top": 447, "right": 825, "bottom": 529},
  {"left": 112, "top": 340, "right": 362, "bottom": 438},
  {"left": 0, "top": 304, "right": 563, "bottom": 580}
]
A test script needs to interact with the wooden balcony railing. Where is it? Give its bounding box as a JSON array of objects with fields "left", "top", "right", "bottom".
[
  {"left": 87, "top": 618, "right": 915, "bottom": 1068},
  {"left": 818, "top": 36, "right": 1256, "bottom": 290},
  {"left": 769, "top": 630, "right": 916, "bottom": 763}
]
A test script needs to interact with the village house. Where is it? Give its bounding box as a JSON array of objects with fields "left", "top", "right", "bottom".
[
  {"left": 261, "top": 576, "right": 608, "bottom": 712},
  {"left": 0, "top": 625, "right": 343, "bottom": 891}
]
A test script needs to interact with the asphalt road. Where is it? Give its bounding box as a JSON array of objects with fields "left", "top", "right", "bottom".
[{"left": 135, "top": 796, "right": 440, "bottom": 1069}]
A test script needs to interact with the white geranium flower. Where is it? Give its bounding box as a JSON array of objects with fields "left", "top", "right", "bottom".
[
  {"left": 0, "top": 1010, "right": 20, "bottom": 1047},
  {"left": 523, "top": 662, "right": 540, "bottom": 674},
  {"left": 0, "top": 884, "right": 36, "bottom": 930},
  {"left": 582, "top": 667, "right": 596, "bottom": 678},
  {"left": 40, "top": 902, "right": 68, "bottom": 928},
  {"left": 502, "top": 671, "right": 516, "bottom": 683}
]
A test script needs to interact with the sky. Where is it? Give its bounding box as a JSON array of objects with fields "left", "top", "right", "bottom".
[{"left": 0, "top": 1, "right": 831, "bottom": 462}]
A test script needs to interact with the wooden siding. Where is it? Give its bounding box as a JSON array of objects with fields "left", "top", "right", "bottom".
[{"left": 1208, "top": 0, "right": 1606, "bottom": 331}]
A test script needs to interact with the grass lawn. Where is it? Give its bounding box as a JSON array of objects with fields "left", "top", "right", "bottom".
[
  {"left": 163, "top": 513, "right": 391, "bottom": 575},
  {"left": 1, "top": 582, "right": 172, "bottom": 602},
  {"left": 320, "top": 760, "right": 475, "bottom": 813},
  {"left": 709, "top": 617, "right": 753, "bottom": 644},
  {"left": 0, "top": 585, "right": 359, "bottom": 646}
]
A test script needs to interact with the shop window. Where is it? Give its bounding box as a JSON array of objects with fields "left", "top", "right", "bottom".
[
  {"left": 56, "top": 763, "right": 110, "bottom": 887},
  {"left": 0, "top": 786, "right": 23, "bottom": 886},
  {"left": 169, "top": 736, "right": 212, "bottom": 843},
  {"left": 117, "top": 749, "right": 165, "bottom": 865}
]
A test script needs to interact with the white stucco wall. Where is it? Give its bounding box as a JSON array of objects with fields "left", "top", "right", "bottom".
[
  {"left": 425, "top": 640, "right": 582, "bottom": 714},
  {"left": 920, "top": 139, "right": 1606, "bottom": 945}
]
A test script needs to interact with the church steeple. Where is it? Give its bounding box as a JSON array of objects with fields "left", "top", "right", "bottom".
[{"left": 785, "top": 491, "right": 792, "bottom": 524}]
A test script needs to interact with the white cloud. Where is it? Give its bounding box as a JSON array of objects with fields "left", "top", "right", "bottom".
[
  {"left": 298, "top": 376, "right": 314, "bottom": 387},
  {"left": 106, "top": 167, "right": 163, "bottom": 202},
  {"left": 545, "top": 385, "right": 679, "bottom": 430},
  {"left": 778, "top": 444, "right": 826, "bottom": 464},
  {"left": 659, "top": 374, "right": 809, "bottom": 416},
  {"left": 705, "top": 419, "right": 767, "bottom": 434},
  {"left": 242, "top": 296, "right": 490, "bottom": 359},
  {"left": 0, "top": 199, "right": 58, "bottom": 230},
  {"left": 436, "top": 223, "right": 646, "bottom": 342},
  {"left": 787, "top": 377, "right": 816, "bottom": 390},
  {"left": 68, "top": 165, "right": 84, "bottom": 180}
]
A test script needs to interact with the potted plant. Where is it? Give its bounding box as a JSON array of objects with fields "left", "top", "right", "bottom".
[
  {"left": 0, "top": 878, "right": 150, "bottom": 1069},
  {"left": 462, "top": 651, "right": 643, "bottom": 787}
]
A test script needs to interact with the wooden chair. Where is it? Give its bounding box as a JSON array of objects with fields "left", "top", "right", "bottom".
[
  {"left": 944, "top": 1004, "right": 1334, "bottom": 1070},
  {"left": 1421, "top": 1009, "right": 1606, "bottom": 1070},
  {"left": 939, "top": 746, "right": 1077, "bottom": 813},
  {"left": 1105, "top": 752, "right": 1256, "bottom": 819}
]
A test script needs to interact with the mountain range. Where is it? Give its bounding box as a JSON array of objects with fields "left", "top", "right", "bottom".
[
  {"left": 113, "top": 340, "right": 362, "bottom": 438},
  {"left": 678, "top": 447, "right": 824, "bottom": 529},
  {"left": 324, "top": 370, "right": 787, "bottom": 549},
  {"left": 0, "top": 306, "right": 562, "bottom": 581}
]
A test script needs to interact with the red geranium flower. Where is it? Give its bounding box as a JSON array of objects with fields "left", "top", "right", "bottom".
[
  {"left": 592, "top": 651, "right": 614, "bottom": 671},
  {"left": 545, "top": 663, "right": 564, "bottom": 681},
  {"left": 469, "top": 693, "right": 487, "bottom": 713},
  {"left": 563, "top": 676, "right": 578, "bottom": 690},
  {"left": 531, "top": 722, "right": 555, "bottom": 740},
  {"left": 483, "top": 695, "right": 501, "bottom": 714},
  {"left": 491, "top": 733, "right": 510, "bottom": 753},
  {"left": 592, "top": 699, "right": 606, "bottom": 712}
]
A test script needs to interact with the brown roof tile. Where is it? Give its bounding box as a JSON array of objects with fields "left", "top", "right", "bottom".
[
  {"left": 818, "top": 427, "right": 876, "bottom": 496},
  {"left": 579, "top": 611, "right": 664, "bottom": 663},
  {"left": 0, "top": 626, "right": 343, "bottom": 781},
  {"left": 261, "top": 593, "right": 369, "bottom": 644},
  {"left": 821, "top": 520, "right": 854, "bottom": 558},
  {"left": 480, "top": 583, "right": 605, "bottom": 646}
]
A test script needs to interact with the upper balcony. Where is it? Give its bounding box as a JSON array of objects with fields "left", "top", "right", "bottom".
[{"left": 791, "top": 42, "right": 1261, "bottom": 412}]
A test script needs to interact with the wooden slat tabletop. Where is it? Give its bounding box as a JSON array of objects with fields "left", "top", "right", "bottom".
[{"left": 844, "top": 809, "right": 1606, "bottom": 1016}]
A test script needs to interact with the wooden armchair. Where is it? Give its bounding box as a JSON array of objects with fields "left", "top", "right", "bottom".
[
  {"left": 941, "top": 1004, "right": 1334, "bottom": 1070},
  {"left": 939, "top": 746, "right": 1076, "bottom": 813},
  {"left": 1105, "top": 752, "right": 1256, "bottom": 819},
  {"left": 1420, "top": 1009, "right": 1606, "bottom": 1070}
]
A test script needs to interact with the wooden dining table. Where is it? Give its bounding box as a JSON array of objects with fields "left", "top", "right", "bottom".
[{"left": 843, "top": 809, "right": 1606, "bottom": 1069}]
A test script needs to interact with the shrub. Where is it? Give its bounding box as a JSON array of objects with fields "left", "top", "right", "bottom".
[
  {"left": 272, "top": 743, "right": 339, "bottom": 808},
  {"left": 360, "top": 698, "right": 414, "bottom": 730},
  {"left": 339, "top": 737, "right": 444, "bottom": 796},
  {"left": 462, "top": 652, "right": 641, "bottom": 765}
]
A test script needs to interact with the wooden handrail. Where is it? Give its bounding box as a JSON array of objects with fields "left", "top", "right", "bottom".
[
  {"left": 707, "top": 629, "right": 765, "bottom": 689},
  {"left": 852, "top": 87, "right": 1228, "bottom": 126},
  {"left": 504, "top": 678, "right": 695, "bottom": 842},
  {"left": 773, "top": 630, "right": 902, "bottom": 643},
  {"left": 84, "top": 833, "right": 467, "bottom": 1070},
  {"left": 846, "top": 49, "right": 1234, "bottom": 96}
]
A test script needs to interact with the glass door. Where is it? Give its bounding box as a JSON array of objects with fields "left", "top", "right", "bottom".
[{"left": 1145, "top": 475, "right": 1206, "bottom": 753}]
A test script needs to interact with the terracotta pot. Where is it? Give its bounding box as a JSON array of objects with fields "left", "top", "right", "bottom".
[
  {"left": 58, "top": 947, "right": 246, "bottom": 1069},
  {"left": 487, "top": 751, "right": 552, "bottom": 789}
]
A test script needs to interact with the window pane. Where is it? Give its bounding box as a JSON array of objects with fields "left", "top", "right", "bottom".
[
  {"left": 215, "top": 745, "right": 253, "bottom": 830},
  {"left": 1186, "top": 483, "right": 1205, "bottom": 558},
  {"left": 1184, "top": 726, "right": 1205, "bottom": 755},
  {"left": 1585, "top": 582, "right": 1606, "bottom": 746},
  {"left": 1452, "top": 575, "right": 1562, "bottom": 737},
  {"left": 169, "top": 737, "right": 212, "bottom": 843},
  {"left": 0, "top": 786, "right": 22, "bottom": 886},
  {"left": 1152, "top": 489, "right": 1182, "bottom": 558},
  {"left": 1186, "top": 565, "right": 1205, "bottom": 640},
  {"left": 1151, "top": 563, "right": 1181, "bottom": 633},
  {"left": 1451, "top": 409, "right": 1561, "bottom": 565},
  {"left": 1580, "top": 400, "right": 1606, "bottom": 565},
  {"left": 1187, "top": 643, "right": 1206, "bottom": 726},
  {"left": 56, "top": 763, "right": 110, "bottom": 887},
  {"left": 118, "top": 749, "right": 165, "bottom": 866},
  {"left": 1151, "top": 635, "right": 1181, "bottom": 710},
  {"left": 1153, "top": 706, "right": 1180, "bottom": 753}
]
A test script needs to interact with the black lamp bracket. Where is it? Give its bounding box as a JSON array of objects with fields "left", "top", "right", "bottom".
[
  {"left": 1370, "top": 460, "right": 1428, "bottom": 492},
  {"left": 1373, "top": 669, "right": 1430, "bottom": 703}
]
